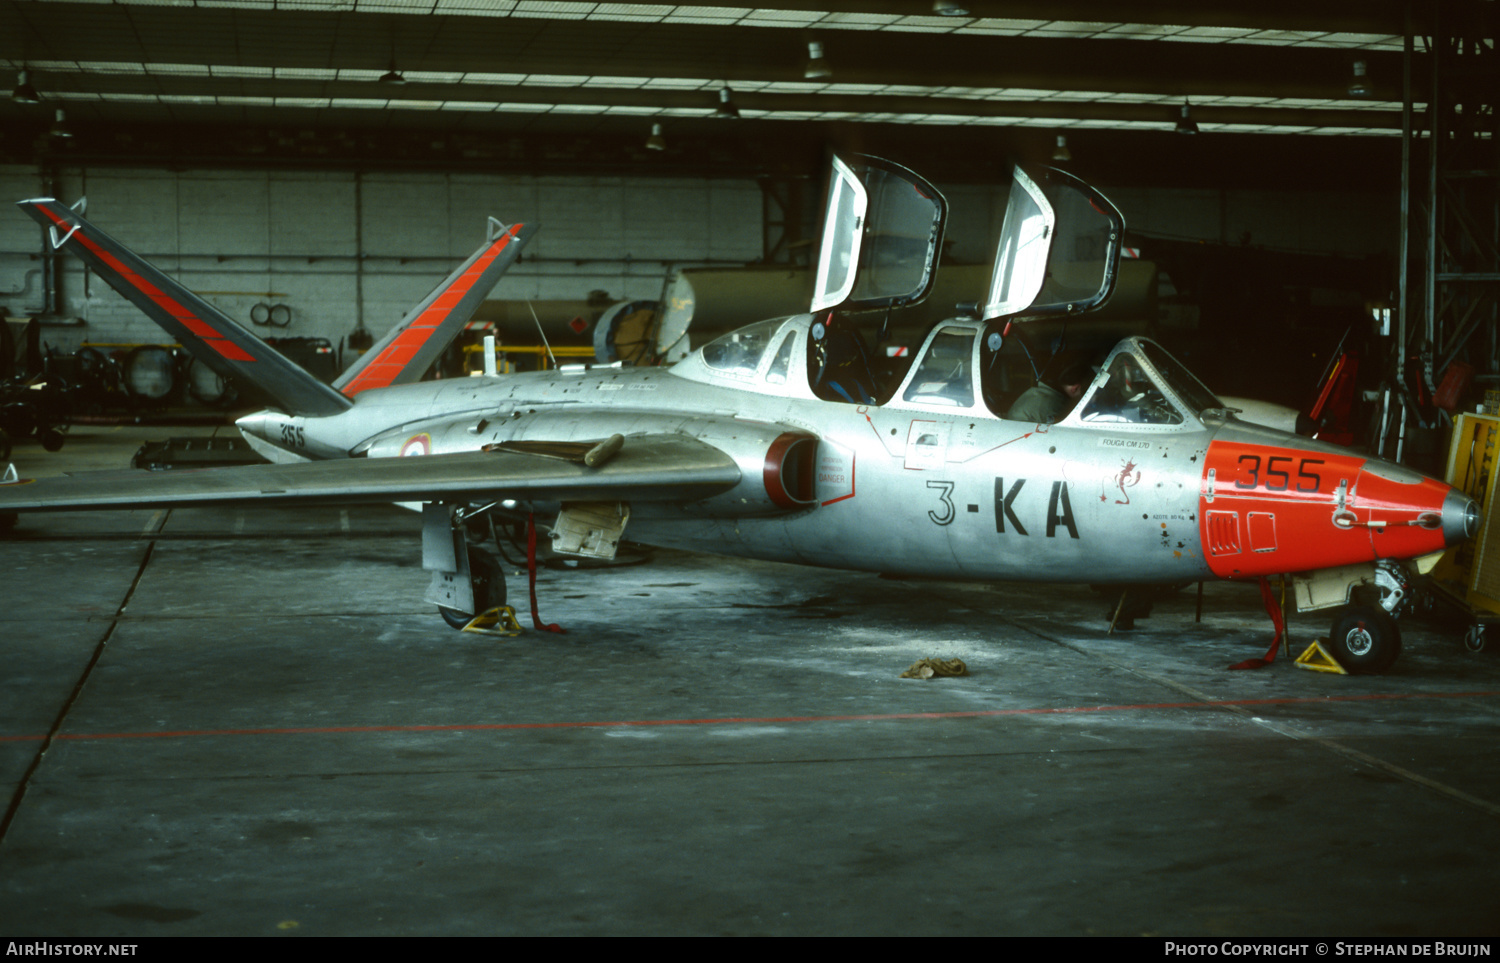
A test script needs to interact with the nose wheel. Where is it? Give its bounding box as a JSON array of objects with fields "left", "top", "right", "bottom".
[{"left": 1328, "top": 604, "right": 1402, "bottom": 674}]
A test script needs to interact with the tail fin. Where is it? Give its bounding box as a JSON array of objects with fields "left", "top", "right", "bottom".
[
  {"left": 336, "top": 219, "right": 538, "bottom": 397},
  {"left": 18, "top": 198, "right": 353, "bottom": 417}
]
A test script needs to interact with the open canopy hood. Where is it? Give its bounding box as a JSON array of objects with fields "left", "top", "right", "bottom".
[
  {"left": 983, "top": 165, "right": 1125, "bottom": 323},
  {"left": 810, "top": 154, "right": 948, "bottom": 316},
  {"left": 809, "top": 154, "right": 1123, "bottom": 326}
]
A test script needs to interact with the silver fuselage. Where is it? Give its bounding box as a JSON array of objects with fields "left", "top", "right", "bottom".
[{"left": 238, "top": 314, "right": 1235, "bottom": 585}]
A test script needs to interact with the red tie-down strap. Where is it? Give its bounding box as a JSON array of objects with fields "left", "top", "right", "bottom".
[
  {"left": 1228, "top": 576, "right": 1286, "bottom": 670},
  {"left": 526, "top": 513, "right": 565, "bottom": 634}
]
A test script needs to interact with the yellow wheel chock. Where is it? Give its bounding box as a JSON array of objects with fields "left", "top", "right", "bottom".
[
  {"left": 461, "top": 605, "right": 523, "bottom": 638},
  {"left": 1294, "top": 639, "right": 1349, "bottom": 674}
]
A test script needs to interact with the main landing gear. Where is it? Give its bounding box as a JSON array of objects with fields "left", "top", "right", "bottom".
[
  {"left": 426, "top": 500, "right": 606, "bottom": 634},
  {"left": 437, "top": 545, "right": 508, "bottom": 630},
  {"left": 423, "top": 503, "right": 513, "bottom": 631}
]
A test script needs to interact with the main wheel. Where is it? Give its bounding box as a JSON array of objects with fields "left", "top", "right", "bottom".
[
  {"left": 438, "top": 548, "right": 507, "bottom": 630},
  {"left": 1463, "top": 624, "right": 1488, "bottom": 654},
  {"left": 1328, "top": 605, "right": 1402, "bottom": 674},
  {"left": 39, "top": 425, "right": 66, "bottom": 452},
  {"left": 439, "top": 606, "right": 474, "bottom": 630}
]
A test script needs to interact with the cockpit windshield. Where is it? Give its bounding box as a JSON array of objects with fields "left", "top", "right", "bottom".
[
  {"left": 1075, "top": 354, "right": 1183, "bottom": 425},
  {"left": 1072, "top": 338, "right": 1222, "bottom": 427},
  {"left": 902, "top": 327, "right": 975, "bottom": 408},
  {"left": 1137, "top": 341, "right": 1223, "bottom": 415},
  {"left": 699, "top": 318, "right": 786, "bottom": 379}
]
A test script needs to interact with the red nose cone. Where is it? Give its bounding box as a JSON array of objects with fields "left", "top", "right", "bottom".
[
  {"left": 1354, "top": 461, "right": 1464, "bottom": 559},
  {"left": 1199, "top": 442, "right": 1468, "bottom": 579}
]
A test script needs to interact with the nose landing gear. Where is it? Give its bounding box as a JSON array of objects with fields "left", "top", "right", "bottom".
[
  {"left": 1294, "top": 560, "right": 1411, "bottom": 674},
  {"left": 1327, "top": 604, "right": 1402, "bottom": 674}
]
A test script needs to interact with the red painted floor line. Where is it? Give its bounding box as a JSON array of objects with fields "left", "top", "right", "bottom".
[{"left": 2, "top": 689, "right": 1498, "bottom": 744}]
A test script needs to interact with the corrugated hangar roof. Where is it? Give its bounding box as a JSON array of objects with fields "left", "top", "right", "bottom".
[{"left": 0, "top": 0, "right": 1483, "bottom": 184}]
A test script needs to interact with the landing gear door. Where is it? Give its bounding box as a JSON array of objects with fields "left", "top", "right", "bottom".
[
  {"left": 810, "top": 154, "right": 947, "bottom": 315},
  {"left": 983, "top": 165, "right": 1125, "bottom": 323}
]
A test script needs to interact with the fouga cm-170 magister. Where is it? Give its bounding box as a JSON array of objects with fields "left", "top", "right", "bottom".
[{"left": 0, "top": 156, "right": 1479, "bottom": 673}]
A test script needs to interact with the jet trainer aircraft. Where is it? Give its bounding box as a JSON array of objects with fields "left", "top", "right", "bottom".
[{"left": 0, "top": 157, "right": 1479, "bottom": 674}]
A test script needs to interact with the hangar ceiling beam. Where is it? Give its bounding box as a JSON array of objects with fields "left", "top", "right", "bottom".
[
  {"left": 0, "top": 0, "right": 1469, "bottom": 179},
  {"left": 0, "top": 5, "right": 1415, "bottom": 98}
]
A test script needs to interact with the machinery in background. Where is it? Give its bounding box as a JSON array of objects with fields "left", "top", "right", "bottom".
[
  {"left": 1427, "top": 413, "right": 1500, "bottom": 653},
  {"left": 593, "top": 258, "right": 1160, "bottom": 366}
]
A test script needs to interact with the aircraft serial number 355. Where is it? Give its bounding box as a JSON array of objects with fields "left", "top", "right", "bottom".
[{"left": 1235, "top": 455, "right": 1324, "bottom": 493}]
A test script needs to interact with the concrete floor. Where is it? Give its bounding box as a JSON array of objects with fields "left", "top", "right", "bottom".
[{"left": 2, "top": 426, "right": 1499, "bottom": 937}]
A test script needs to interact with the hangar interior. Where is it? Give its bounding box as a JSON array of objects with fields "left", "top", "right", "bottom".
[{"left": 2, "top": 0, "right": 1500, "bottom": 938}]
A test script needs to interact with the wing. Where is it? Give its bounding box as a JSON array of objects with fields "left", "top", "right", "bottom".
[{"left": 0, "top": 435, "right": 739, "bottom": 512}]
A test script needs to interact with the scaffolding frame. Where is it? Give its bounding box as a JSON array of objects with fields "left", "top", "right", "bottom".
[{"left": 1389, "top": 0, "right": 1499, "bottom": 463}]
